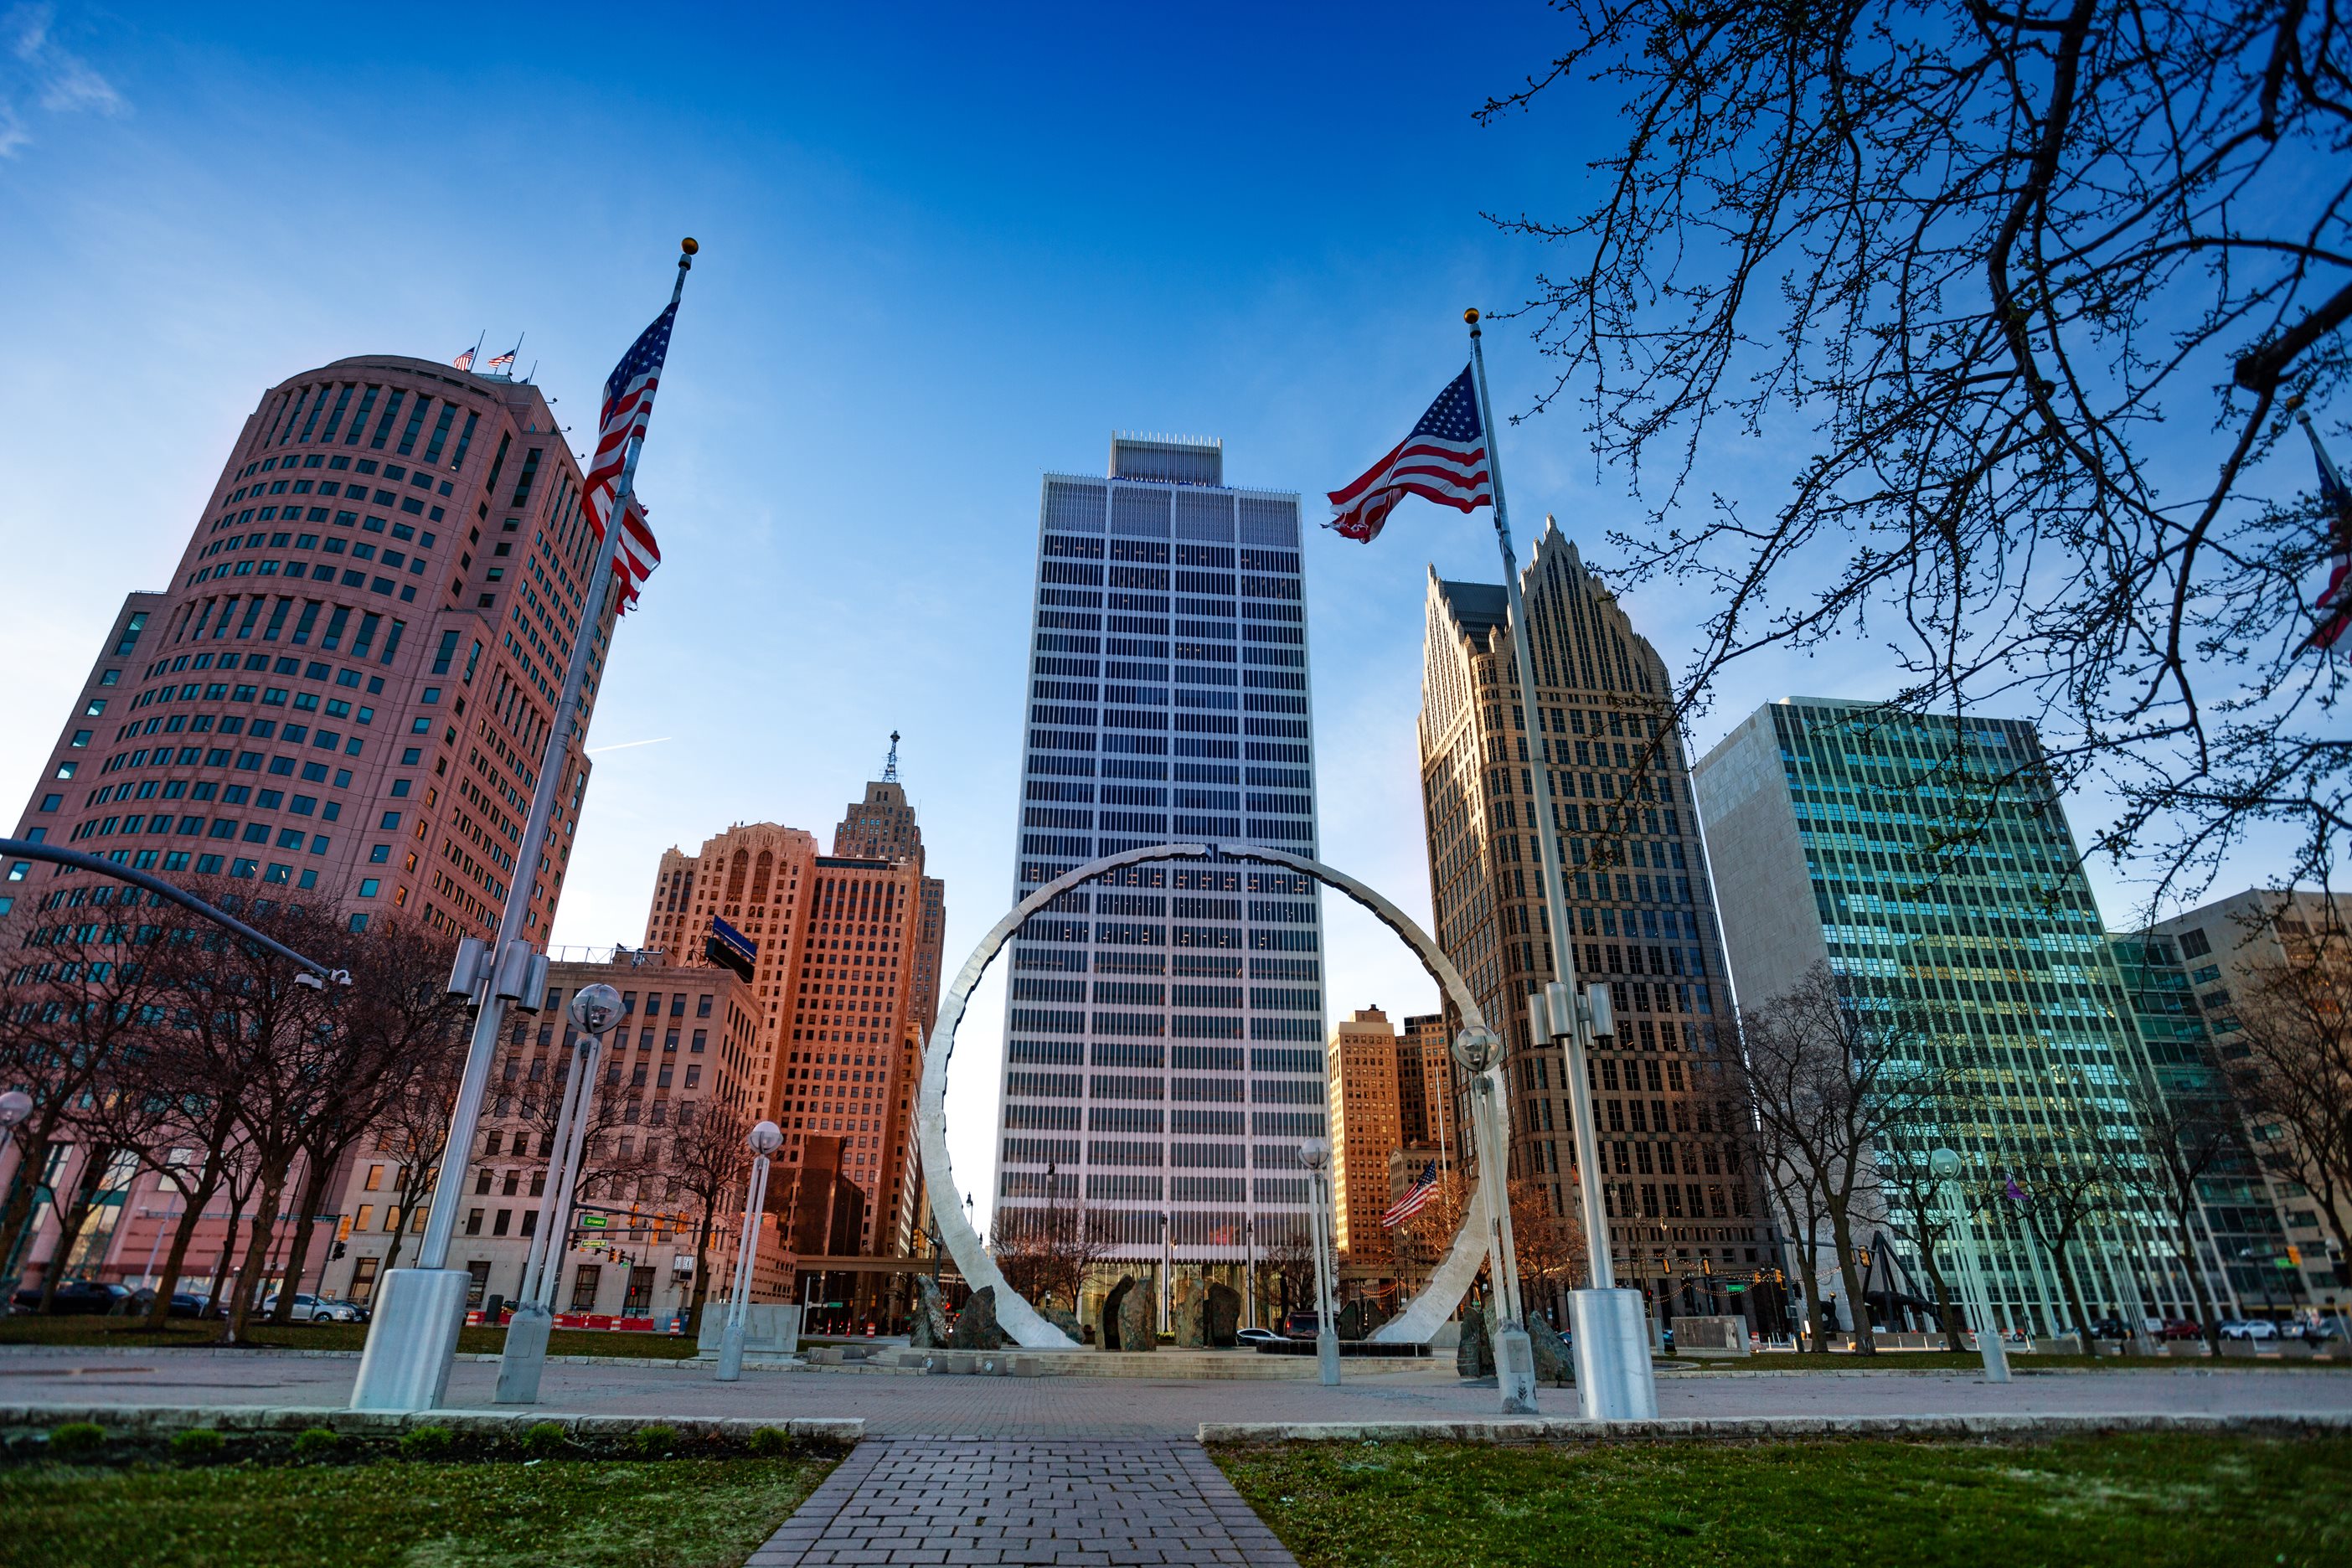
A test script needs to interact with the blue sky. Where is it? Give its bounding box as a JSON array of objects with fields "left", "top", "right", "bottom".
[{"left": 0, "top": 3, "right": 2299, "bottom": 1225}]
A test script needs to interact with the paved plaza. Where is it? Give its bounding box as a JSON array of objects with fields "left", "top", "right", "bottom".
[
  {"left": 745, "top": 1439, "right": 1296, "bottom": 1566},
  {"left": 2, "top": 1349, "right": 2346, "bottom": 1436}
]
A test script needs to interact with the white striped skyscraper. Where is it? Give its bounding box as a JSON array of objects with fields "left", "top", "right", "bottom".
[{"left": 993, "top": 435, "right": 1325, "bottom": 1265}]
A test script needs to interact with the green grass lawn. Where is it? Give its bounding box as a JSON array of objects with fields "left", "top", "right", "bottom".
[
  {"left": 1215, "top": 1432, "right": 2352, "bottom": 1568},
  {"left": 0, "top": 1316, "right": 699, "bottom": 1359},
  {"left": 0, "top": 1452, "right": 832, "bottom": 1568}
]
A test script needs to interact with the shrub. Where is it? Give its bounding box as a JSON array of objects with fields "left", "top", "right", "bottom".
[
  {"left": 522, "top": 1421, "right": 569, "bottom": 1457},
  {"left": 632, "top": 1424, "right": 679, "bottom": 1457},
  {"left": 747, "top": 1426, "right": 791, "bottom": 1457},
  {"left": 171, "top": 1428, "right": 225, "bottom": 1462},
  {"left": 399, "top": 1424, "right": 454, "bottom": 1458},
  {"left": 292, "top": 1427, "right": 341, "bottom": 1460},
  {"left": 47, "top": 1422, "right": 105, "bottom": 1459}
]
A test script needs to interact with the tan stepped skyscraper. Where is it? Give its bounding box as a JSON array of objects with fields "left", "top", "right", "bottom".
[
  {"left": 1326, "top": 1008, "right": 1404, "bottom": 1268},
  {"left": 1420, "top": 519, "right": 1767, "bottom": 1324},
  {"left": 639, "top": 756, "right": 946, "bottom": 1263}
]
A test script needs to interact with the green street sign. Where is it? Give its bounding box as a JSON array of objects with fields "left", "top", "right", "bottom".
[{"left": 580, "top": 1215, "right": 608, "bottom": 1230}]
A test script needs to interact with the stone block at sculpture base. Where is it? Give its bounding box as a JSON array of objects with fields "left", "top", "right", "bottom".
[
  {"left": 1669, "top": 1314, "right": 1751, "bottom": 1356},
  {"left": 909, "top": 1277, "right": 951, "bottom": 1349},
  {"left": 1118, "top": 1278, "right": 1157, "bottom": 1352},
  {"left": 1100, "top": 1276, "right": 1137, "bottom": 1351},
  {"left": 949, "top": 1285, "right": 1004, "bottom": 1350},
  {"left": 1456, "top": 1300, "right": 1493, "bottom": 1379},
  {"left": 1173, "top": 1276, "right": 1207, "bottom": 1348},
  {"left": 1528, "top": 1309, "right": 1575, "bottom": 1385},
  {"left": 1204, "top": 1282, "right": 1241, "bottom": 1348},
  {"left": 1043, "top": 1304, "right": 1083, "bottom": 1345},
  {"left": 1337, "top": 1299, "right": 1364, "bottom": 1342}
]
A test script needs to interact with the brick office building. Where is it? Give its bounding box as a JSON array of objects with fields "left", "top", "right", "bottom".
[
  {"left": 637, "top": 764, "right": 947, "bottom": 1277},
  {"left": 1326, "top": 1008, "right": 1405, "bottom": 1268},
  {"left": 5, "top": 355, "right": 617, "bottom": 941},
  {"left": 320, "top": 955, "right": 766, "bottom": 1321}
]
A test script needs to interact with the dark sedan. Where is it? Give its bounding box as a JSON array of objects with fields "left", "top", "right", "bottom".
[{"left": 10, "top": 1279, "right": 132, "bottom": 1316}]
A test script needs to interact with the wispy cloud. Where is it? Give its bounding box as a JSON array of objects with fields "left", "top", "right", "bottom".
[
  {"left": 1, "top": 3, "right": 123, "bottom": 158},
  {"left": 587, "top": 736, "right": 673, "bottom": 756}
]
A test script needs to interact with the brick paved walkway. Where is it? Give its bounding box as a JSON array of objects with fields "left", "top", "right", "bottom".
[{"left": 747, "top": 1438, "right": 1295, "bottom": 1566}]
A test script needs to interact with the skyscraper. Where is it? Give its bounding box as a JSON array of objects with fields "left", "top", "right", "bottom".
[
  {"left": 6, "top": 355, "right": 611, "bottom": 938},
  {"left": 1419, "top": 521, "right": 1767, "bottom": 1322},
  {"left": 1325, "top": 1008, "right": 1404, "bottom": 1267},
  {"left": 638, "top": 759, "right": 946, "bottom": 1265},
  {"left": 1695, "top": 697, "right": 2193, "bottom": 1331},
  {"left": 994, "top": 434, "right": 1323, "bottom": 1267}
]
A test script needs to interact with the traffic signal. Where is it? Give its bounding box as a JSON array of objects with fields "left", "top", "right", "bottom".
[{"left": 329, "top": 1241, "right": 347, "bottom": 1261}]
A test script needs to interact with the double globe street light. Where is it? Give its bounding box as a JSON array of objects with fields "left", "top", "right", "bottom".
[{"left": 714, "top": 1118, "right": 784, "bottom": 1382}]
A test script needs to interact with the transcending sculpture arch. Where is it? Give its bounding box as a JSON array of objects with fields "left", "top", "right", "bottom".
[{"left": 916, "top": 841, "right": 1506, "bottom": 1350}]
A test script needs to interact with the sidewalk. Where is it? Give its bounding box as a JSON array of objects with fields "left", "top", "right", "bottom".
[{"left": 3, "top": 1349, "right": 2347, "bottom": 1437}]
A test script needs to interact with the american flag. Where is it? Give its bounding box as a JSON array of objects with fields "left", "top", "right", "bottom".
[
  {"left": 581, "top": 303, "right": 674, "bottom": 611},
  {"left": 486, "top": 346, "right": 518, "bottom": 374},
  {"left": 1381, "top": 1159, "right": 1441, "bottom": 1228},
  {"left": 451, "top": 346, "right": 476, "bottom": 371},
  {"left": 1328, "top": 366, "right": 1492, "bottom": 543},
  {"left": 2299, "top": 416, "right": 2352, "bottom": 652}
]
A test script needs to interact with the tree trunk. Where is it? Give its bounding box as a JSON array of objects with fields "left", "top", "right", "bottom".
[
  {"left": 38, "top": 1145, "right": 113, "bottom": 1313},
  {"left": 686, "top": 1210, "right": 715, "bottom": 1337},
  {"left": 2171, "top": 1211, "right": 2222, "bottom": 1359},
  {"left": 220, "top": 1164, "right": 287, "bottom": 1344},
  {"left": 2045, "top": 1237, "right": 2097, "bottom": 1359},
  {"left": 1828, "top": 1204, "right": 1875, "bottom": 1354},
  {"left": 204, "top": 1199, "right": 243, "bottom": 1323},
  {"left": 142, "top": 1160, "right": 224, "bottom": 1330},
  {"left": 269, "top": 1156, "right": 335, "bottom": 1324}
]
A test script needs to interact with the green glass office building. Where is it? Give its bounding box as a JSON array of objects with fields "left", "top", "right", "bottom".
[{"left": 1695, "top": 699, "right": 2191, "bottom": 1334}]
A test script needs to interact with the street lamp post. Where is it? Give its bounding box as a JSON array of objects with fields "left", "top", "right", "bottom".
[
  {"left": 1242, "top": 1215, "right": 1256, "bottom": 1332},
  {"left": 1297, "top": 1138, "right": 1342, "bottom": 1385},
  {"left": 1454, "top": 1025, "right": 1538, "bottom": 1414},
  {"left": 495, "top": 984, "right": 622, "bottom": 1404},
  {"left": 716, "top": 1120, "right": 784, "bottom": 1382},
  {"left": 1931, "top": 1148, "right": 2010, "bottom": 1384}
]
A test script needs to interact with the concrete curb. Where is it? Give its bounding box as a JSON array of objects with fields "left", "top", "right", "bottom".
[
  {"left": 1199, "top": 1411, "right": 2352, "bottom": 1445},
  {"left": 0, "top": 1401, "right": 863, "bottom": 1443},
  {"left": 0, "top": 1344, "right": 714, "bottom": 1369}
]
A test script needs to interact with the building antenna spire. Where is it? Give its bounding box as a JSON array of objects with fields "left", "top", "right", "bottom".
[{"left": 884, "top": 730, "right": 901, "bottom": 782}]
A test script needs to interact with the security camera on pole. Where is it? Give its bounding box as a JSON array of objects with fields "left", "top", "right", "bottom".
[
  {"left": 716, "top": 1120, "right": 784, "bottom": 1381},
  {"left": 1324, "top": 309, "right": 1657, "bottom": 1421},
  {"left": 1297, "top": 1138, "right": 1342, "bottom": 1386},
  {"left": 349, "top": 241, "right": 698, "bottom": 1414},
  {"left": 494, "top": 983, "right": 622, "bottom": 1404},
  {"left": 1931, "top": 1148, "right": 2011, "bottom": 1384}
]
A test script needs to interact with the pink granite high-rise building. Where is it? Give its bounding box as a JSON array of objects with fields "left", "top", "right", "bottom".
[{"left": 5, "top": 354, "right": 620, "bottom": 936}]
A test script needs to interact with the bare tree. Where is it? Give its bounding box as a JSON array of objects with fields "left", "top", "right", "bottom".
[
  {"left": 268, "top": 920, "right": 463, "bottom": 1323},
  {"left": 1735, "top": 963, "right": 1963, "bottom": 1354},
  {"left": 371, "top": 1048, "right": 462, "bottom": 1278},
  {"left": 1479, "top": 2, "right": 2352, "bottom": 900},
  {"left": 2231, "top": 926, "right": 2352, "bottom": 1279},
  {"left": 1507, "top": 1175, "right": 1588, "bottom": 1323},
  {"left": 2117, "top": 1062, "right": 2243, "bottom": 1355},
  {"left": 1876, "top": 1159, "right": 1967, "bottom": 1353},
  {"left": 2000, "top": 1146, "right": 2136, "bottom": 1355},
  {"left": 652, "top": 1100, "right": 750, "bottom": 1335},
  {"left": 992, "top": 1176, "right": 1119, "bottom": 1316},
  {"left": 0, "top": 890, "right": 179, "bottom": 1308}
]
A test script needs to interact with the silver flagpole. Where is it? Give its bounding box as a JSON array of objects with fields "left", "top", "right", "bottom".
[
  {"left": 352, "top": 240, "right": 698, "bottom": 1413},
  {"left": 1464, "top": 307, "right": 1656, "bottom": 1420}
]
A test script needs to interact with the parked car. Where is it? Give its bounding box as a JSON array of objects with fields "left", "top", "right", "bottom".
[
  {"left": 261, "top": 1292, "right": 366, "bottom": 1323},
  {"left": 2153, "top": 1318, "right": 2203, "bottom": 1340},
  {"left": 1235, "top": 1327, "right": 1284, "bottom": 1348},
  {"left": 10, "top": 1280, "right": 131, "bottom": 1316},
  {"left": 1280, "top": 1311, "right": 1323, "bottom": 1339},
  {"left": 2217, "top": 1318, "right": 2278, "bottom": 1341},
  {"left": 123, "top": 1287, "right": 206, "bottom": 1320},
  {"left": 2284, "top": 1318, "right": 2342, "bottom": 1342}
]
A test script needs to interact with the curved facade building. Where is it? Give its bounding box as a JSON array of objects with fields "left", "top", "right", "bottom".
[{"left": 6, "top": 354, "right": 618, "bottom": 937}]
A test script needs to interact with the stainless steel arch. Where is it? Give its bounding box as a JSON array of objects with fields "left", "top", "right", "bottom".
[{"left": 916, "top": 841, "right": 1506, "bottom": 1350}]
